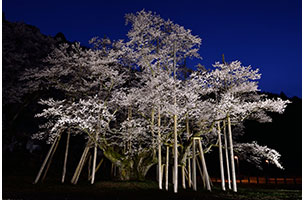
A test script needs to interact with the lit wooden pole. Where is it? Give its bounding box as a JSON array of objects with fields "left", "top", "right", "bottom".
[
  {"left": 33, "top": 130, "right": 62, "bottom": 184},
  {"left": 165, "top": 145, "right": 169, "bottom": 191},
  {"left": 197, "top": 138, "right": 211, "bottom": 191},
  {"left": 88, "top": 158, "right": 104, "bottom": 181},
  {"left": 74, "top": 146, "right": 90, "bottom": 184},
  {"left": 71, "top": 142, "right": 90, "bottom": 184},
  {"left": 196, "top": 156, "right": 205, "bottom": 187},
  {"left": 41, "top": 134, "right": 62, "bottom": 182},
  {"left": 217, "top": 121, "right": 226, "bottom": 191},
  {"left": 186, "top": 117, "right": 192, "bottom": 188},
  {"left": 158, "top": 106, "right": 162, "bottom": 189},
  {"left": 223, "top": 120, "right": 231, "bottom": 189},
  {"left": 192, "top": 138, "right": 197, "bottom": 191},
  {"left": 173, "top": 42, "right": 178, "bottom": 193},
  {"left": 227, "top": 115, "right": 237, "bottom": 192},
  {"left": 62, "top": 129, "right": 71, "bottom": 183},
  {"left": 88, "top": 153, "right": 92, "bottom": 181},
  {"left": 91, "top": 131, "right": 98, "bottom": 184}
]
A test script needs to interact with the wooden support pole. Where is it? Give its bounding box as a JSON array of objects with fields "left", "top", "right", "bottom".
[
  {"left": 71, "top": 143, "right": 90, "bottom": 184},
  {"left": 89, "top": 158, "right": 104, "bottom": 180},
  {"left": 186, "top": 116, "right": 192, "bottom": 188},
  {"left": 173, "top": 114, "right": 178, "bottom": 193},
  {"left": 227, "top": 116, "right": 237, "bottom": 192},
  {"left": 184, "top": 167, "right": 193, "bottom": 187},
  {"left": 165, "top": 145, "right": 169, "bottom": 191},
  {"left": 74, "top": 146, "right": 90, "bottom": 184},
  {"left": 91, "top": 131, "right": 98, "bottom": 184},
  {"left": 88, "top": 152, "right": 92, "bottom": 181},
  {"left": 158, "top": 106, "right": 162, "bottom": 190},
  {"left": 217, "top": 121, "right": 226, "bottom": 191},
  {"left": 196, "top": 156, "right": 205, "bottom": 187},
  {"left": 33, "top": 131, "right": 61, "bottom": 184},
  {"left": 173, "top": 41, "right": 178, "bottom": 194},
  {"left": 192, "top": 138, "right": 197, "bottom": 191},
  {"left": 198, "top": 138, "right": 211, "bottom": 191},
  {"left": 71, "top": 146, "right": 87, "bottom": 184},
  {"left": 223, "top": 120, "right": 231, "bottom": 190},
  {"left": 41, "top": 133, "right": 62, "bottom": 182},
  {"left": 160, "top": 164, "right": 164, "bottom": 189},
  {"left": 62, "top": 130, "right": 71, "bottom": 183}
]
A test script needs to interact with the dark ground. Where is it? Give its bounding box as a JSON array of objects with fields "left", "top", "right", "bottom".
[{"left": 3, "top": 175, "right": 301, "bottom": 200}]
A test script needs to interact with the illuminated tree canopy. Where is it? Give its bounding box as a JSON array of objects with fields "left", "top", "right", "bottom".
[{"left": 20, "top": 10, "right": 290, "bottom": 192}]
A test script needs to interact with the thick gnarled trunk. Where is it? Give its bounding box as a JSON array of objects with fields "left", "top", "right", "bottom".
[{"left": 104, "top": 148, "right": 157, "bottom": 181}]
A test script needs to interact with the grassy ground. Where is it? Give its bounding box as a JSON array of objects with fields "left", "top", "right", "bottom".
[{"left": 3, "top": 176, "right": 301, "bottom": 200}]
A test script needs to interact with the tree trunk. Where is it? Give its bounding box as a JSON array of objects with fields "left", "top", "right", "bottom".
[
  {"left": 118, "top": 160, "right": 137, "bottom": 181},
  {"left": 188, "top": 156, "right": 192, "bottom": 188},
  {"left": 198, "top": 139, "right": 211, "bottom": 191},
  {"left": 182, "top": 165, "right": 186, "bottom": 189},
  {"left": 103, "top": 147, "right": 156, "bottom": 181},
  {"left": 33, "top": 131, "right": 61, "bottom": 184},
  {"left": 227, "top": 116, "right": 237, "bottom": 192},
  {"left": 62, "top": 130, "right": 71, "bottom": 183},
  {"left": 114, "top": 164, "right": 117, "bottom": 177},
  {"left": 217, "top": 121, "right": 226, "bottom": 191},
  {"left": 223, "top": 120, "right": 231, "bottom": 190}
]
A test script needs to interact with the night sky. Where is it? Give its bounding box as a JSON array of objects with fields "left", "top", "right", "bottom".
[{"left": 3, "top": 0, "right": 301, "bottom": 98}]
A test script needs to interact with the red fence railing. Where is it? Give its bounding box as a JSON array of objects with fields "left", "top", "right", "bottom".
[{"left": 210, "top": 177, "right": 301, "bottom": 185}]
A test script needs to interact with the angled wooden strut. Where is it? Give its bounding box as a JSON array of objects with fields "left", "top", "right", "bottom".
[
  {"left": 71, "top": 141, "right": 91, "bottom": 184},
  {"left": 62, "top": 129, "right": 71, "bottom": 183},
  {"left": 33, "top": 129, "right": 63, "bottom": 184},
  {"left": 41, "top": 133, "right": 62, "bottom": 182},
  {"left": 192, "top": 137, "right": 211, "bottom": 191}
]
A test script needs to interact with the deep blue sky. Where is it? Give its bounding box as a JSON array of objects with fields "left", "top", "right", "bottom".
[{"left": 3, "top": 0, "right": 301, "bottom": 97}]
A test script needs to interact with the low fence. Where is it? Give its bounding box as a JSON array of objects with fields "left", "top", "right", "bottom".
[{"left": 211, "top": 176, "right": 301, "bottom": 185}]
